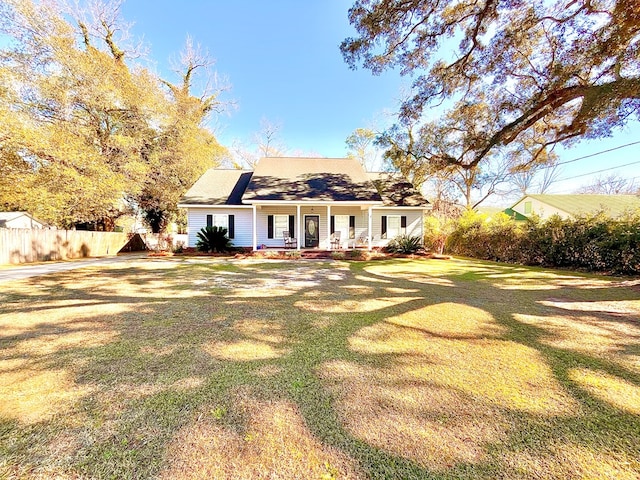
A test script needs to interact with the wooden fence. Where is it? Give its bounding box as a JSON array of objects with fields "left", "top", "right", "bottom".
[{"left": 0, "top": 228, "right": 130, "bottom": 264}]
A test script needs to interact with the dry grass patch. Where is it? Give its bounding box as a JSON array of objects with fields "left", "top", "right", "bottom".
[
  {"left": 506, "top": 441, "right": 640, "bottom": 480},
  {"left": 569, "top": 368, "right": 640, "bottom": 415},
  {"left": 320, "top": 359, "right": 508, "bottom": 471},
  {"left": 328, "top": 301, "right": 580, "bottom": 471},
  {"left": 160, "top": 388, "right": 361, "bottom": 479},
  {"left": 516, "top": 312, "right": 640, "bottom": 369},
  {"left": 295, "top": 296, "right": 422, "bottom": 313},
  {"left": 203, "top": 340, "right": 286, "bottom": 361},
  {"left": 0, "top": 368, "right": 93, "bottom": 424}
]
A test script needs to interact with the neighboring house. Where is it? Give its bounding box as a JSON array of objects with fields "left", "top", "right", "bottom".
[
  {"left": 0, "top": 212, "right": 47, "bottom": 229},
  {"left": 178, "top": 157, "right": 431, "bottom": 250},
  {"left": 508, "top": 194, "right": 640, "bottom": 220}
]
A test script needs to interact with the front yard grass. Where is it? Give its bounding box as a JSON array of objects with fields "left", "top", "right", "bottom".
[{"left": 1, "top": 256, "right": 639, "bottom": 479}]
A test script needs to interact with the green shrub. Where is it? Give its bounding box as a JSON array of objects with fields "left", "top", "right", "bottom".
[
  {"left": 173, "top": 241, "right": 185, "bottom": 254},
  {"left": 423, "top": 215, "right": 456, "bottom": 254},
  {"left": 331, "top": 251, "right": 346, "bottom": 260},
  {"left": 385, "top": 235, "right": 423, "bottom": 254},
  {"left": 348, "top": 249, "right": 369, "bottom": 260},
  {"left": 196, "top": 226, "right": 232, "bottom": 253},
  {"left": 445, "top": 210, "right": 487, "bottom": 257},
  {"left": 446, "top": 209, "right": 640, "bottom": 275}
]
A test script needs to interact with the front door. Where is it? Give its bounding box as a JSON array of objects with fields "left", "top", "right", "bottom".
[{"left": 305, "top": 215, "right": 320, "bottom": 248}]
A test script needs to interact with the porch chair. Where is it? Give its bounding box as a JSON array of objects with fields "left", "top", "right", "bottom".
[
  {"left": 330, "top": 231, "right": 341, "bottom": 249},
  {"left": 283, "top": 231, "right": 296, "bottom": 249},
  {"left": 355, "top": 231, "right": 368, "bottom": 248}
]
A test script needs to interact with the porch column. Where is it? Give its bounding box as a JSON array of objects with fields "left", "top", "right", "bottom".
[
  {"left": 252, "top": 205, "right": 257, "bottom": 251},
  {"left": 296, "top": 204, "right": 301, "bottom": 250},
  {"left": 368, "top": 206, "right": 373, "bottom": 251},
  {"left": 326, "top": 204, "right": 331, "bottom": 250}
]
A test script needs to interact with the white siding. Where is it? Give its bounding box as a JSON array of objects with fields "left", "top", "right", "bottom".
[
  {"left": 256, "top": 206, "right": 297, "bottom": 248},
  {"left": 187, "top": 208, "right": 253, "bottom": 247},
  {"left": 370, "top": 209, "right": 424, "bottom": 248},
  {"left": 1, "top": 215, "right": 45, "bottom": 229},
  {"left": 187, "top": 205, "right": 426, "bottom": 249},
  {"left": 512, "top": 197, "right": 569, "bottom": 220}
]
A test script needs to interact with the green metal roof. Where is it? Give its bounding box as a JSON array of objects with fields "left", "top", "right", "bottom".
[
  {"left": 524, "top": 194, "right": 640, "bottom": 217},
  {"left": 503, "top": 208, "right": 529, "bottom": 221}
]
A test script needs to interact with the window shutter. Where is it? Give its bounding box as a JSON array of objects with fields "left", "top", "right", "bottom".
[
  {"left": 206, "top": 214, "right": 213, "bottom": 228},
  {"left": 267, "top": 215, "right": 274, "bottom": 239},
  {"left": 349, "top": 216, "right": 355, "bottom": 239},
  {"left": 381, "top": 216, "right": 387, "bottom": 239},
  {"left": 401, "top": 215, "right": 407, "bottom": 234},
  {"left": 289, "top": 215, "right": 295, "bottom": 237},
  {"left": 330, "top": 215, "right": 335, "bottom": 234},
  {"left": 228, "top": 215, "right": 235, "bottom": 239}
]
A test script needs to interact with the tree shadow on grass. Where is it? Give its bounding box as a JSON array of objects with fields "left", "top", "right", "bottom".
[
  {"left": 0, "top": 257, "right": 639, "bottom": 479},
  {"left": 281, "top": 259, "right": 640, "bottom": 478}
]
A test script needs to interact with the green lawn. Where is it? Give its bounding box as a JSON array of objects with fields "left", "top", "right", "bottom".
[{"left": 1, "top": 256, "right": 639, "bottom": 479}]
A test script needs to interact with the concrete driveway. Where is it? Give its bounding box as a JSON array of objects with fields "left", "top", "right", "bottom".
[{"left": 0, "top": 253, "right": 148, "bottom": 283}]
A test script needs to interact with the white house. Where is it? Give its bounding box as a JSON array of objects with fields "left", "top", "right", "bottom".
[
  {"left": 178, "top": 157, "right": 431, "bottom": 250},
  {"left": 0, "top": 212, "right": 47, "bottom": 229}
]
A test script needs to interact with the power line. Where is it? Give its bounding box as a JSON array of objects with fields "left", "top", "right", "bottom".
[
  {"left": 528, "top": 141, "right": 640, "bottom": 190},
  {"left": 554, "top": 140, "right": 640, "bottom": 167},
  {"left": 554, "top": 159, "right": 640, "bottom": 183},
  {"left": 530, "top": 171, "right": 640, "bottom": 193}
]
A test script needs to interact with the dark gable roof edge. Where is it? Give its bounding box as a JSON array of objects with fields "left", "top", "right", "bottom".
[{"left": 228, "top": 172, "right": 253, "bottom": 204}]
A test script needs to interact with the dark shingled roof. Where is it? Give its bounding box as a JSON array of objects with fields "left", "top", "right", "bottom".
[
  {"left": 179, "top": 169, "right": 253, "bottom": 205},
  {"left": 367, "top": 172, "right": 430, "bottom": 207},
  {"left": 180, "top": 158, "right": 431, "bottom": 208},
  {"left": 243, "top": 157, "right": 382, "bottom": 202}
]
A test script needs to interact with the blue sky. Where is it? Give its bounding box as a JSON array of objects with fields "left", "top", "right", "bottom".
[
  {"left": 123, "top": 1, "right": 405, "bottom": 155},
  {"left": 122, "top": 0, "right": 639, "bottom": 197}
]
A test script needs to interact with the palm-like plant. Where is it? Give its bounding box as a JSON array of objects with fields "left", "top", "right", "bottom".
[
  {"left": 385, "top": 235, "right": 423, "bottom": 254},
  {"left": 196, "top": 226, "right": 232, "bottom": 253}
]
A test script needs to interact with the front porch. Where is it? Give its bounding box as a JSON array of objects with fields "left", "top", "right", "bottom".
[{"left": 251, "top": 203, "right": 375, "bottom": 251}]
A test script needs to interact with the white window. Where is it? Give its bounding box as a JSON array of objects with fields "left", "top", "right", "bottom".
[
  {"left": 274, "top": 214, "right": 289, "bottom": 238},
  {"left": 387, "top": 215, "right": 401, "bottom": 238},
  {"left": 207, "top": 214, "right": 228, "bottom": 229},
  {"left": 334, "top": 214, "right": 349, "bottom": 239},
  {"left": 524, "top": 201, "right": 532, "bottom": 214}
]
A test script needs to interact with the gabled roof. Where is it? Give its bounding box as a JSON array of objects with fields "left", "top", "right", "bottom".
[
  {"left": 520, "top": 194, "right": 640, "bottom": 217},
  {"left": 179, "top": 169, "right": 253, "bottom": 205},
  {"left": 367, "top": 172, "right": 430, "bottom": 207},
  {"left": 243, "top": 157, "right": 382, "bottom": 202},
  {"left": 0, "top": 211, "right": 46, "bottom": 227},
  {"left": 0, "top": 212, "right": 27, "bottom": 222},
  {"left": 179, "top": 157, "right": 431, "bottom": 208}
]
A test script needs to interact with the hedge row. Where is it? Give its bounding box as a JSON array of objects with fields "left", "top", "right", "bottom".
[{"left": 442, "top": 210, "right": 640, "bottom": 275}]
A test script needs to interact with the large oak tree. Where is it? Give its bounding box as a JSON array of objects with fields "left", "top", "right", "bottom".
[
  {"left": 0, "top": 0, "right": 226, "bottom": 231},
  {"left": 341, "top": 0, "right": 640, "bottom": 196}
]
